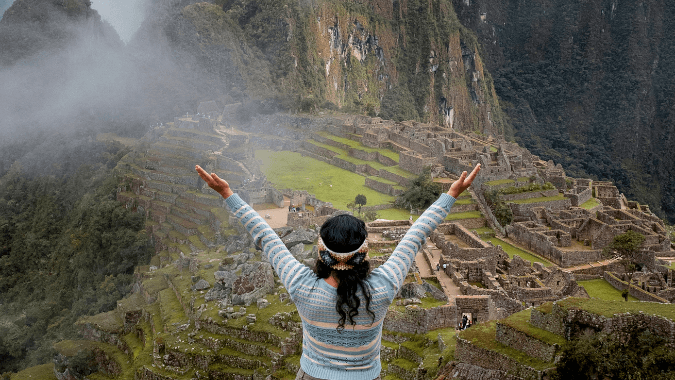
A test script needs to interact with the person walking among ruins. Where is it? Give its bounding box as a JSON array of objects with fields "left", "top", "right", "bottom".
[{"left": 196, "top": 163, "right": 481, "bottom": 380}]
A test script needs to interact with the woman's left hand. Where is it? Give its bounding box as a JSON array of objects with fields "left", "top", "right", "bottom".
[{"left": 196, "top": 165, "right": 234, "bottom": 199}]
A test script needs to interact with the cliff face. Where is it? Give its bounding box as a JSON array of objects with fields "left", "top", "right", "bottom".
[
  {"left": 453, "top": 0, "right": 675, "bottom": 222},
  {"left": 134, "top": 0, "right": 507, "bottom": 136}
]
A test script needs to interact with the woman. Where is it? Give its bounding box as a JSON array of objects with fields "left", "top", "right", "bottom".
[{"left": 196, "top": 163, "right": 480, "bottom": 380}]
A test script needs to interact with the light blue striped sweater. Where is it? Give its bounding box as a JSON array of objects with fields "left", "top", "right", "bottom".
[{"left": 225, "top": 193, "right": 456, "bottom": 380}]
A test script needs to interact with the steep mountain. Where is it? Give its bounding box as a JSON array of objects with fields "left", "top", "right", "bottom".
[
  {"left": 452, "top": 0, "right": 675, "bottom": 223},
  {"left": 131, "top": 0, "right": 508, "bottom": 135}
]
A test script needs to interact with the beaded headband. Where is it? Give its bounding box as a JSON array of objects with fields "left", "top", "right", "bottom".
[{"left": 317, "top": 237, "right": 369, "bottom": 270}]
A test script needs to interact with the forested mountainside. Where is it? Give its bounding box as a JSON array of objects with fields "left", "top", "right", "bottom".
[{"left": 452, "top": 0, "right": 675, "bottom": 223}]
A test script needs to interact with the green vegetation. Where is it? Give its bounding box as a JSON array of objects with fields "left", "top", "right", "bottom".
[
  {"left": 499, "top": 182, "right": 555, "bottom": 195},
  {"left": 458, "top": 321, "right": 555, "bottom": 371},
  {"left": 0, "top": 144, "right": 151, "bottom": 373},
  {"left": 485, "top": 179, "right": 514, "bottom": 186},
  {"left": 577, "top": 279, "right": 639, "bottom": 302},
  {"left": 483, "top": 189, "right": 513, "bottom": 226},
  {"left": 255, "top": 150, "right": 395, "bottom": 209},
  {"left": 555, "top": 330, "right": 675, "bottom": 379},
  {"left": 485, "top": 237, "right": 553, "bottom": 267},
  {"left": 556, "top": 298, "right": 675, "bottom": 320},
  {"left": 471, "top": 227, "right": 495, "bottom": 237},
  {"left": 580, "top": 197, "right": 601, "bottom": 210},
  {"left": 445, "top": 211, "right": 482, "bottom": 220},
  {"left": 394, "top": 168, "right": 442, "bottom": 210},
  {"left": 316, "top": 132, "right": 400, "bottom": 161},
  {"left": 501, "top": 309, "right": 566, "bottom": 346},
  {"left": 508, "top": 194, "right": 567, "bottom": 204},
  {"left": 376, "top": 208, "right": 419, "bottom": 221}
]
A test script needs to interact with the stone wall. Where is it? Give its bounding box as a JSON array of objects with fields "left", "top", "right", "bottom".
[
  {"left": 365, "top": 177, "right": 398, "bottom": 196},
  {"left": 507, "top": 223, "right": 602, "bottom": 267},
  {"left": 399, "top": 151, "right": 437, "bottom": 175},
  {"left": 603, "top": 272, "right": 669, "bottom": 303},
  {"left": 509, "top": 198, "right": 572, "bottom": 216},
  {"left": 378, "top": 169, "right": 412, "bottom": 187},
  {"left": 564, "top": 187, "right": 592, "bottom": 207},
  {"left": 454, "top": 337, "right": 544, "bottom": 380},
  {"left": 382, "top": 304, "right": 457, "bottom": 334},
  {"left": 495, "top": 323, "right": 558, "bottom": 362},
  {"left": 500, "top": 189, "right": 559, "bottom": 202},
  {"left": 455, "top": 295, "right": 496, "bottom": 324},
  {"left": 531, "top": 302, "right": 675, "bottom": 343}
]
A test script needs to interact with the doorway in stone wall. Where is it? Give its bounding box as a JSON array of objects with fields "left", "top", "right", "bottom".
[{"left": 459, "top": 312, "right": 474, "bottom": 329}]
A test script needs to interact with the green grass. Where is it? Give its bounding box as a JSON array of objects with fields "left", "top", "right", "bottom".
[
  {"left": 255, "top": 150, "right": 395, "bottom": 210},
  {"left": 458, "top": 321, "right": 555, "bottom": 370},
  {"left": 485, "top": 179, "right": 515, "bottom": 186},
  {"left": 454, "top": 197, "right": 476, "bottom": 205},
  {"left": 556, "top": 297, "right": 675, "bottom": 320},
  {"left": 381, "top": 166, "right": 416, "bottom": 179},
  {"left": 376, "top": 208, "right": 418, "bottom": 221},
  {"left": 580, "top": 197, "right": 601, "bottom": 210},
  {"left": 368, "top": 176, "right": 399, "bottom": 185},
  {"left": 485, "top": 237, "right": 553, "bottom": 267},
  {"left": 577, "top": 279, "right": 639, "bottom": 302},
  {"left": 508, "top": 194, "right": 567, "bottom": 204},
  {"left": 11, "top": 363, "right": 57, "bottom": 380},
  {"left": 445, "top": 211, "right": 482, "bottom": 220},
  {"left": 501, "top": 309, "right": 566, "bottom": 346},
  {"left": 316, "top": 131, "right": 400, "bottom": 161},
  {"left": 471, "top": 227, "right": 495, "bottom": 237}
]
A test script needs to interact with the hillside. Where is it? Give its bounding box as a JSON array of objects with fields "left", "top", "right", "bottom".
[{"left": 452, "top": 0, "right": 675, "bottom": 223}]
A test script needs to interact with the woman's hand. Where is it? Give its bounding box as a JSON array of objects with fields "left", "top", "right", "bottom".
[
  {"left": 196, "top": 165, "right": 234, "bottom": 199},
  {"left": 448, "top": 164, "right": 481, "bottom": 198}
]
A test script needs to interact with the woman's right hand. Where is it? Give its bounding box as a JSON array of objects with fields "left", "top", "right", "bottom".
[
  {"left": 196, "top": 165, "right": 234, "bottom": 199},
  {"left": 448, "top": 164, "right": 481, "bottom": 198}
]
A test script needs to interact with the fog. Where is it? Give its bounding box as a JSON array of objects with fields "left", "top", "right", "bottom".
[
  {"left": 92, "top": 0, "right": 147, "bottom": 43},
  {"left": 0, "top": 0, "right": 231, "bottom": 177}
]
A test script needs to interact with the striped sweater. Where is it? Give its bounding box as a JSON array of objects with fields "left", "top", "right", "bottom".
[{"left": 225, "top": 193, "right": 456, "bottom": 380}]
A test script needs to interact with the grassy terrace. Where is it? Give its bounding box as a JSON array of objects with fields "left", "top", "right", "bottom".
[
  {"left": 307, "top": 139, "right": 389, "bottom": 170},
  {"left": 554, "top": 297, "right": 675, "bottom": 320},
  {"left": 445, "top": 211, "right": 482, "bottom": 220},
  {"left": 577, "top": 279, "right": 639, "bottom": 302},
  {"left": 458, "top": 320, "right": 555, "bottom": 371},
  {"left": 501, "top": 309, "right": 566, "bottom": 346},
  {"left": 485, "top": 237, "right": 553, "bottom": 267},
  {"left": 485, "top": 179, "right": 515, "bottom": 186},
  {"left": 256, "top": 150, "right": 395, "bottom": 210},
  {"left": 580, "top": 197, "right": 601, "bottom": 209},
  {"left": 316, "top": 131, "right": 400, "bottom": 161},
  {"left": 508, "top": 194, "right": 567, "bottom": 204}
]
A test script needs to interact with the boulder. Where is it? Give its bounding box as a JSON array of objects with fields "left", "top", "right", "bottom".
[
  {"left": 282, "top": 228, "right": 317, "bottom": 249},
  {"left": 231, "top": 262, "right": 275, "bottom": 305},
  {"left": 192, "top": 279, "right": 210, "bottom": 291},
  {"left": 257, "top": 298, "right": 270, "bottom": 309},
  {"left": 399, "top": 282, "right": 427, "bottom": 299}
]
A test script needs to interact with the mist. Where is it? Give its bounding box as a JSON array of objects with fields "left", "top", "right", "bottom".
[{"left": 0, "top": 0, "right": 233, "bottom": 177}]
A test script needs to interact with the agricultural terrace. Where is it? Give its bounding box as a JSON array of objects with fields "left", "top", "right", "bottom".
[{"left": 255, "top": 150, "right": 396, "bottom": 210}]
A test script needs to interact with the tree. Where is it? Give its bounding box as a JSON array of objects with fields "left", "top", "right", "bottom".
[
  {"left": 394, "top": 168, "right": 442, "bottom": 211},
  {"left": 355, "top": 194, "right": 367, "bottom": 215},
  {"left": 604, "top": 230, "right": 645, "bottom": 301}
]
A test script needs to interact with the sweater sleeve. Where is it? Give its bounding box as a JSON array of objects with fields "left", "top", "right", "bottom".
[
  {"left": 371, "top": 193, "right": 456, "bottom": 296},
  {"left": 225, "top": 194, "right": 313, "bottom": 296}
]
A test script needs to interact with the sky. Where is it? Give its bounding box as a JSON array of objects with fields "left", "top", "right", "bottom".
[
  {"left": 0, "top": 0, "right": 146, "bottom": 43},
  {"left": 92, "top": 0, "right": 148, "bottom": 43}
]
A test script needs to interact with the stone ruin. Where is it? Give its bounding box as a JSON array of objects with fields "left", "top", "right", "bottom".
[{"left": 55, "top": 104, "right": 674, "bottom": 380}]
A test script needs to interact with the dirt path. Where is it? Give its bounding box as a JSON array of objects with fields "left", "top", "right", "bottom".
[
  {"left": 416, "top": 242, "right": 463, "bottom": 303},
  {"left": 255, "top": 197, "right": 290, "bottom": 228}
]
